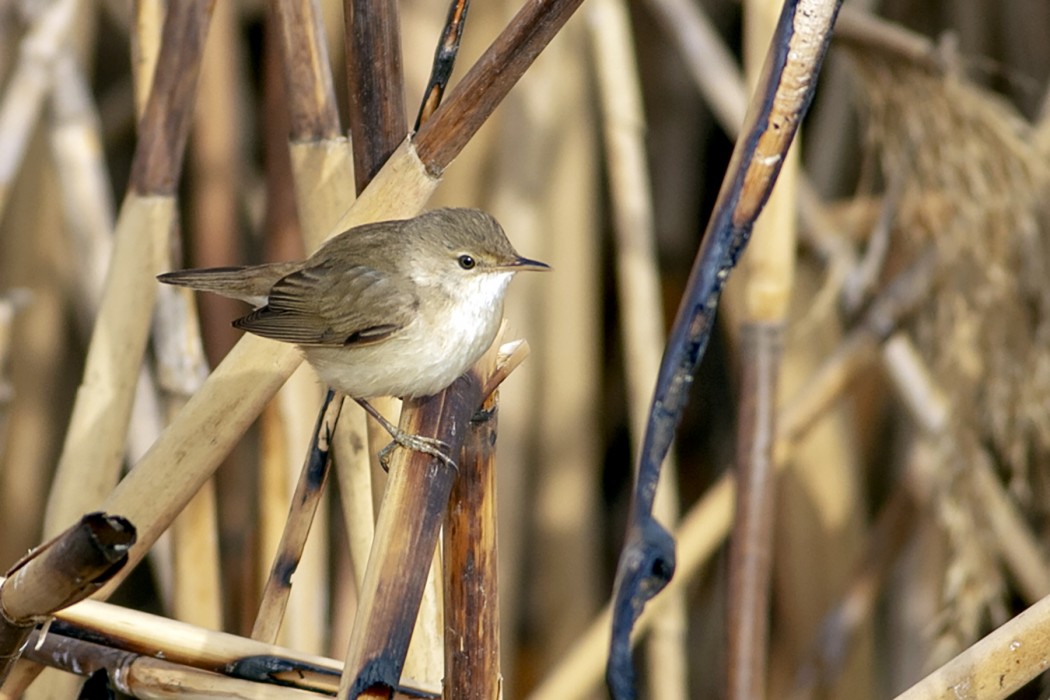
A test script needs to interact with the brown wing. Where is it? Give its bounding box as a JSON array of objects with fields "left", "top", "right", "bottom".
[{"left": 234, "top": 261, "right": 419, "bottom": 346}]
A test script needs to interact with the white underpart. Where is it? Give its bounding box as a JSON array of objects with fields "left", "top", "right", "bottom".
[{"left": 303, "top": 270, "right": 514, "bottom": 398}]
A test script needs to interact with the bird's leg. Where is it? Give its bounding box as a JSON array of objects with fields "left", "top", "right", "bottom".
[{"left": 354, "top": 398, "right": 457, "bottom": 472}]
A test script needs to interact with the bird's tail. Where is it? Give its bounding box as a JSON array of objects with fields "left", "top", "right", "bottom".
[{"left": 158, "top": 262, "right": 299, "bottom": 305}]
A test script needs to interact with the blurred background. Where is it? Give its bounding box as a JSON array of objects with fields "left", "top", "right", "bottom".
[{"left": 2, "top": 0, "right": 1050, "bottom": 698}]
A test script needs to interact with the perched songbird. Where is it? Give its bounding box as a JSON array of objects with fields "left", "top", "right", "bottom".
[{"left": 159, "top": 207, "right": 548, "bottom": 463}]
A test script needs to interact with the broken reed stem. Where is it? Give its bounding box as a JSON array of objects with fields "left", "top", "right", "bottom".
[
  {"left": 21, "top": 629, "right": 331, "bottom": 699},
  {"left": 44, "top": 0, "right": 215, "bottom": 538},
  {"left": 442, "top": 394, "right": 501, "bottom": 699},
  {"left": 530, "top": 252, "right": 935, "bottom": 699},
  {"left": 345, "top": 0, "right": 408, "bottom": 192},
  {"left": 0, "top": 514, "right": 135, "bottom": 683},
  {"left": 586, "top": 0, "right": 687, "bottom": 695},
  {"left": 414, "top": 0, "right": 471, "bottom": 130},
  {"left": 253, "top": 390, "right": 342, "bottom": 644}
]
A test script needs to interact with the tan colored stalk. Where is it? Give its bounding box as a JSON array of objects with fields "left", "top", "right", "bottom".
[
  {"left": 720, "top": 2, "right": 801, "bottom": 697},
  {"left": 44, "top": 0, "right": 216, "bottom": 537},
  {"left": 131, "top": 0, "right": 165, "bottom": 114},
  {"left": 332, "top": 399, "right": 375, "bottom": 591},
  {"left": 894, "top": 591, "right": 1050, "bottom": 700},
  {"left": 252, "top": 388, "right": 341, "bottom": 645},
  {"left": 272, "top": 368, "right": 329, "bottom": 653},
  {"left": 41, "top": 593, "right": 342, "bottom": 681},
  {"left": 587, "top": 0, "right": 686, "bottom": 695}
]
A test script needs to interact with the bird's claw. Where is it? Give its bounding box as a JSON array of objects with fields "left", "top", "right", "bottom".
[{"left": 378, "top": 432, "right": 457, "bottom": 472}]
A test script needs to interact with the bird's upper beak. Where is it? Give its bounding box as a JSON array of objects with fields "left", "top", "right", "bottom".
[{"left": 501, "top": 256, "right": 551, "bottom": 272}]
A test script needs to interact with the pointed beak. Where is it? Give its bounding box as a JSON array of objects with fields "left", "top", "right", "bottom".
[{"left": 502, "top": 256, "right": 551, "bottom": 272}]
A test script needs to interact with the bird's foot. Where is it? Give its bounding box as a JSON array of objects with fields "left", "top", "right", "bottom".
[
  {"left": 378, "top": 432, "right": 457, "bottom": 472},
  {"left": 355, "top": 398, "right": 457, "bottom": 471}
]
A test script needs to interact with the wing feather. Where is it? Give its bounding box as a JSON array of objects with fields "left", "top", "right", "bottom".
[{"left": 234, "top": 261, "right": 418, "bottom": 346}]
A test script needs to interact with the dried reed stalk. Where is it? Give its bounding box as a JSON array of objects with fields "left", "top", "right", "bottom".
[
  {"left": 0, "top": 514, "right": 132, "bottom": 683},
  {"left": 269, "top": 0, "right": 357, "bottom": 654},
  {"left": 22, "top": 629, "right": 332, "bottom": 699},
  {"left": 588, "top": 0, "right": 686, "bottom": 695},
  {"left": 894, "top": 590, "right": 1050, "bottom": 700},
  {"left": 1, "top": 589, "right": 345, "bottom": 692},
  {"left": 442, "top": 393, "right": 501, "bottom": 698},
  {"left": 253, "top": 390, "right": 342, "bottom": 644}
]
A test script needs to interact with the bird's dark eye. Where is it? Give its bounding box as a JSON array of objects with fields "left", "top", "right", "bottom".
[{"left": 458, "top": 254, "right": 476, "bottom": 270}]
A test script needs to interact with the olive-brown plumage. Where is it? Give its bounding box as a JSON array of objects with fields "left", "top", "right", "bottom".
[{"left": 159, "top": 207, "right": 548, "bottom": 399}]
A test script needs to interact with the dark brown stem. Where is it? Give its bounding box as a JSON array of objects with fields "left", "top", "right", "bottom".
[
  {"left": 414, "top": 0, "right": 472, "bottom": 130},
  {"left": 726, "top": 323, "right": 783, "bottom": 700},
  {"left": 270, "top": 0, "right": 342, "bottom": 140},
  {"left": 413, "top": 0, "right": 586, "bottom": 174},
  {"left": 443, "top": 396, "right": 501, "bottom": 699},
  {"left": 344, "top": 0, "right": 407, "bottom": 193},
  {"left": 338, "top": 372, "right": 484, "bottom": 699},
  {"left": 129, "top": 0, "right": 216, "bottom": 196}
]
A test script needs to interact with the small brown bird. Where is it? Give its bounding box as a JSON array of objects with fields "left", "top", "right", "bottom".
[{"left": 159, "top": 207, "right": 548, "bottom": 464}]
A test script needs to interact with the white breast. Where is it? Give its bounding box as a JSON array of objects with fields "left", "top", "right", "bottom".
[{"left": 302, "top": 271, "right": 513, "bottom": 399}]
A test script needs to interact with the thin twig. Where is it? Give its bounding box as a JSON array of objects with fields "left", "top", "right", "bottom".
[{"left": 413, "top": 0, "right": 588, "bottom": 174}]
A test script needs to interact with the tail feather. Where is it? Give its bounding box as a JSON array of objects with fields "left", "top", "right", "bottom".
[{"left": 158, "top": 262, "right": 299, "bottom": 305}]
